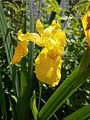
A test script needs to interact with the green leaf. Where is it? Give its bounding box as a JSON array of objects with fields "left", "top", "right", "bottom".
[
  {"left": 12, "top": 65, "right": 19, "bottom": 98},
  {"left": 79, "top": 48, "right": 90, "bottom": 73},
  {"left": 39, "top": 48, "right": 90, "bottom": 120},
  {"left": 30, "top": 90, "right": 38, "bottom": 120},
  {"left": 66, "top": 104, "right": 90, "bottom": 120},
  {"left": 20, "top": 68, "right": 27, "bottom": 97},
  {"left": 0, "top": 1, "right": 13, "bottom": 75},
  {"left": 15, "top": 87, "right": 31, "bottom": 120}
]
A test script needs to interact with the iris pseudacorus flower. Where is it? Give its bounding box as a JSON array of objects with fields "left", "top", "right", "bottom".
[
  {"left": 81, "top": 11, "right": 90, "bottom": 47},
  {"left": 11, "top": 20, "right": 66, "bottom": 86}
]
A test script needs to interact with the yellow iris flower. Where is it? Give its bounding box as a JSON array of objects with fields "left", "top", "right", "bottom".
[
  {"left": 81, "top": 11, "right": 90, "bottom": 47},
  {"left": 11, "top": 29, "right": 42, "bottom": 64},
  {"left": 11, "top": 20, "right": 66, "bottom": 86}
]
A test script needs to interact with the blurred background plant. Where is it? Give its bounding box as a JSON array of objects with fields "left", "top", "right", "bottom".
[{"left": 0, "top": 0, "right": 90, "bottom": 120}]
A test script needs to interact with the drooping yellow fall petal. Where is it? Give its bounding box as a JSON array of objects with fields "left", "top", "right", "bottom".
[
  {"left": 17, "top": 29, "right": 30, "bottom": 42},
  {"left": 29, "top": 33, "right": 44, "bottom": 47},
  {"left": 36, "top": 19, "right": 43, "bottom": 35},
  {"left": 18, "top": 29, "right": 44, "bottom": 47},
  {"left": 21, "top": 41, "right": 29, "bottom": 56},
  {"left": 11, "top": 41, "right": 28, "bottom": 64},
  {"left": 81, "top": 11, "right": 90, "bottom": 47},
  {"left": 35, "top": 48, "right": 62, "bottom": 86}
]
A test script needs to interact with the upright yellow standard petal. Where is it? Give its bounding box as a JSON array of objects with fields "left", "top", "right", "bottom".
[
  {"left": 81, "top": 11, "right": 90, "bottom": 47},
  {"left": 42, "top": 20, "right": 60, "bottom": 39},
  {"left": 35, "top": 48, "right": 62, "bottom": 86},
  {"left": 36, "top": 19, "right": 43, "bottom": 35},
  {"left": 53, "top": 30, "right": 66, "bottom": 49},
  {"left": 11, "top": 41, "right": 28, "bottom": 64}
]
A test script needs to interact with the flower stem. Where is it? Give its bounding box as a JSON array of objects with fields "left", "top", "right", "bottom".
[
  {"left": 38, "top": 81, "right": 43, "bottom": 111},
  {"left": 28, "top": 0, "right": 34, "bottom": 96}
]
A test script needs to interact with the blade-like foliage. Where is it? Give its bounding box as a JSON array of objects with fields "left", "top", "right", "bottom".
[
  {"left": 0, "top": 1, "right": 13, "bottom": 75},
  {"left": 15, "top": 87, "right": 31, "bottom": 120},
  {"left": 0, "top": 1, "right": 19, "bottom": 97},
  {"left": 66, "top": 104, "right": 90, "bottom": 120},
  {"left": 30, "top": 91, "right": 38, "bottom": 120}
]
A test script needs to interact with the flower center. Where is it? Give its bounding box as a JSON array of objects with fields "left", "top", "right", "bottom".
[{"left": 47, "top": 48, "right": 58, "bottom": 59}]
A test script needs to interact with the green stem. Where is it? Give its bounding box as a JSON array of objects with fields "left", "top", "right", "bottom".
[
  {"left": 38, "top": 81, "right": 43, "bottom": 111},
  {"left": 28, "top": 0, "right": 34, "bottom": 95},
  {"left": 20, "top": 8, "right": 27, "bottom": 97}
]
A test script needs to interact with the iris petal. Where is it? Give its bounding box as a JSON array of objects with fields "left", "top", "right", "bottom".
[
  {"left": 11, "top": 41, "right": 28, "bottom": 64},
  {"left": 35, "top": 48, "right": 62, "bottom": 86},
  {"left": 36, "top": 19, "right": 43, "bottom": 35},
  {"left": 53, "top": 30, "right": 66, "bottom": 48}
]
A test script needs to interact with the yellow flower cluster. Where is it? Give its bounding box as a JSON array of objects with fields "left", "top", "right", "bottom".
[
  {"left": 11, "top": 20, "right": 66, "bottom": 86},
  {"left": 81, "top": 11, "right": 90, "bottom": 47}
]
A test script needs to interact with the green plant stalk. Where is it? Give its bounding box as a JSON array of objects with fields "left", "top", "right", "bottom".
[
  {"left": 66, "top": 104, "right": 90, "bottom": 120},
  {"left": 28, "top": 0, "right": 34, "bottom": 95},
  {"left": 0, "top": 72, "right": 7, "bottom": 120},
  {"left": 39, "top": 48, "right": 90, "bottom": 120},
  {"left": 20, "top": 11, "right": 27, "bottom": 97},
  {"left": 38, "top": 81, "right": 43, "bottom": 111}
]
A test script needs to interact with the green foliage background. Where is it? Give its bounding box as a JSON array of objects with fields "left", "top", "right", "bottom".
[{"left": 0, "top": 0, "right": 90, "bottom": 120}]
